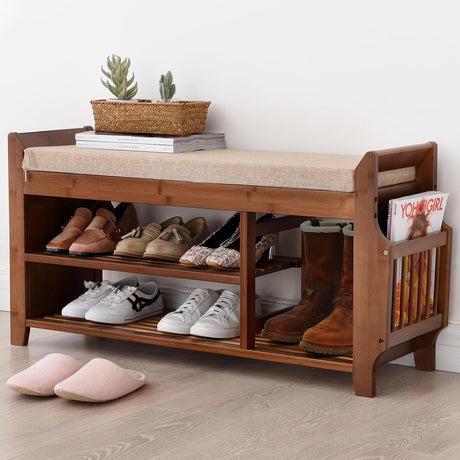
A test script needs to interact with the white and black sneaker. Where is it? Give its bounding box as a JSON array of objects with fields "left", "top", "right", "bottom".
[
  {"left": 157, "top": 288, "right": 220, "bottom": 335},
  {"left": 190, "top": 290, "right": 261, "bottom": 339},
  {"left": 61, "top": 276, "right": 139, "bottom": 319},
  {"left": 85, "top": 281, "right": 163, "bottom": 324}
]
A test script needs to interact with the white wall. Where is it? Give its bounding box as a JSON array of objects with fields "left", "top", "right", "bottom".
[{"left": 1, "top": 0, "right": 459, "bottom": 368}]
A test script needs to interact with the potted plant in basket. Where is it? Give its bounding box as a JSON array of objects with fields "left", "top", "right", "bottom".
[
  {"left": 101, "top": 54, "right": 138, "bottom": 100},
  {"left": 91, "top": 54, "right": 210, "bottom": 136},
  {"left": 159, "top": 71, "right": 176, "bottom": 102}
]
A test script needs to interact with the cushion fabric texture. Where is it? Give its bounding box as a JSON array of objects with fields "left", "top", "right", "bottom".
[{"left": 23, "top": 145, "right": 416, "bottom": 193}]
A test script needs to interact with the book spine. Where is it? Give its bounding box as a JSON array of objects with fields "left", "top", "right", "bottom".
[
  {"left": 76, "top": 140, "right": 175, "bottom": 153},
  {"left": 75, "top": 133, "right": 174, "bottom": 145},
  {"left": 387, "top": 198, "right": 394, "bottom": 240}
]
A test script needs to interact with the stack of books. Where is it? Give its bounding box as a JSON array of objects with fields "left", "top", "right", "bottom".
[{"left": 75, "top": 131, "right": 226, "bottom": 153}]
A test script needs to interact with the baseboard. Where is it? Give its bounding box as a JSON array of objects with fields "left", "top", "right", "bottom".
[
  {"left": 392, "top": 321, "right": 460, "bottom": 373},
  {"left": 0, "top": 269, "right": 9, "bottom": 311}
]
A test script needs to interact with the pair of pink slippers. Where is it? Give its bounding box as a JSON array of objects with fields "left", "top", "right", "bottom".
[{"left": 6, "top": 353, "right": 145, "bottom": 402}]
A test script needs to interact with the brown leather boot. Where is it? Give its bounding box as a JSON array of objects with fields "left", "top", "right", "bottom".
[
  {"left": 299, "top": 223, "right": 353, "bottom": 355},
  {"left": 261, "top": 219, "right": 344, "bottom": 343}
]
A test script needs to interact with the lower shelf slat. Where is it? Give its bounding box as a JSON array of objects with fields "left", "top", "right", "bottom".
[
  {"left": 26, "top": 315, "right": 353, "bottom": 373},
  {"left": 24, "top": 252, "right": 301, "bottom": 284}
]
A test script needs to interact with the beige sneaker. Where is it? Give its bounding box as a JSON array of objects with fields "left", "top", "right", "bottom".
[
  {"left": 114, "top": 216, "right": 183, "bottom": 258},
  {"left": 143, "top": 217, "right": 207, "bottom": 262}
]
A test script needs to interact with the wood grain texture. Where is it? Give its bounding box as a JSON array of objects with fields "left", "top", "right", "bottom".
[
  {"left": 240, "top": 212, "right": 256, "bottom": 349},
  {"left": 23, "top": 171, "right": 356, "bottom": 218},
  {"left": 9, "top": 129, "right": 452, "bottom": 399},
  {"left": 2, "top": 312, "right": 460, "bottom": 460},
  {"left": 24, "top": 252, "right": 300, "bottom": 285},
  {"left": 25, "top": 315, "right": 353, "bottom": 372}
]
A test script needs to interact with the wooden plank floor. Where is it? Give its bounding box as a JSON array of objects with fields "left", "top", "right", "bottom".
[{"left": 2, "top": 311, "right": 460, "bottom": 459}]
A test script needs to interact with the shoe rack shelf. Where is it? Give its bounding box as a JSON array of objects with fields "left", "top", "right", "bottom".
[
  {"left": 24, "top": 252, "right": 301, "bottom": 285},
  {"left": 26, "top": 315, "right": 353, "bottom": 373},
  {"left": 9, "top": 128, "right": 452, "bottom": 397}
]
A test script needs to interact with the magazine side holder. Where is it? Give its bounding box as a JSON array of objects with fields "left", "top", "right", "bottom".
[{"left": 353, "top": 144, "right": 452, "bottom": 396}]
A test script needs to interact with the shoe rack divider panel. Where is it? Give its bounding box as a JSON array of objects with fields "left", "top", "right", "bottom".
[{"left": 8, "top": 128, "right": 452, "bottom": 397}]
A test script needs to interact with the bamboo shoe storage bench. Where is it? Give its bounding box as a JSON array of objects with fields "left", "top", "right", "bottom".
[{"left": 8, "top": 128, "right": 452, "bottom": 397}]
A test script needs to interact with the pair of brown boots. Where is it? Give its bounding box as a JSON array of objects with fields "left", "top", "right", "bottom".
[
  {"left": 262, "top": 219, "right": 354, "bottom": 356},
  {"left": 46, "top": 202, "right": 138, "bottom": 255}
]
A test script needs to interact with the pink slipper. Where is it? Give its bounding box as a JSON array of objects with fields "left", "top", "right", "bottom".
[
  {"left": 54, "top": 358, "right": 146, "bottom": 402},
  {"left": 6, "top": 353, "right": 82, "bottom": 396}
]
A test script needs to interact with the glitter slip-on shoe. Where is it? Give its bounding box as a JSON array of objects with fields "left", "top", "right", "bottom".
[
  {"left": 179, "top": 212, "right": 240, "bottom": 266},
  {"left": 205, "top": 214, "right": 278, "bottom": 269},
  {"left": 6, "top": 353, "right": 83, "bottom": 396},
  {"left": 206, "top": 233, "right": 278, "bottom": 269},
  {"left": 54, "top": 358, "right": 146, "bottom": 402},
  {"left": 114, "top": 216, "right": 183, "bottom": 258}
]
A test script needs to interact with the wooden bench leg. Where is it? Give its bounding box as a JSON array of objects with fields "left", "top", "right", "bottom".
[
  {"left": 414, "top": 330, "right": 440, "bottom": 372},
  {"left": 10, "top": 311, "right": 30, "bottom": 346},
  {"left": 352, "top": 356, "right": 377, "bottom": 397}
]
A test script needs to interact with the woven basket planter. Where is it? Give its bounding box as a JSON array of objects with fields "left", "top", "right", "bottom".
[{"left": 91, "top": 99, "right": 211, "bottom": 136}]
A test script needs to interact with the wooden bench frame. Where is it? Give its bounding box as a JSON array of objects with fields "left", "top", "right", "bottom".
[{"left": 8, "top": 128, "right": 452, "bottom": 397}]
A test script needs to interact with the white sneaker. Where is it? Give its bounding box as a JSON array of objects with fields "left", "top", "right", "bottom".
[
  {"left": 157, "top": 288, "right": 220, "bottom": 335},
  {"left": 85, "top": 281, "right": 163, "bottom": 324},
  {"left": 61, "top": 276, "right": 139, "bottom": 319},
  {"left": 190, "top": 290, "right": 261, "bottom": 339}
]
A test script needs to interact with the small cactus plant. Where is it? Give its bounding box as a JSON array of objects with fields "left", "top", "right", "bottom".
[
  {"left": 159, "top": 71, "right": 176, "bottom": 102},
  {"left": 101, "top": 54, "right": 138, "bottom": 100}
]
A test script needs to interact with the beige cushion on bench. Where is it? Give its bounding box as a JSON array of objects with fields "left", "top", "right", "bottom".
[{"left": 23, "top": 145, "right": 415, "bottom": 193}]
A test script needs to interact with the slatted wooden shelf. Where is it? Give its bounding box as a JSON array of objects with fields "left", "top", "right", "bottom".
[
  {"left": 26, "top": 315, "right": 353, "bottom": 372},
  {"left": 24, "top": 252, "right": 301, "bottom": 284}
]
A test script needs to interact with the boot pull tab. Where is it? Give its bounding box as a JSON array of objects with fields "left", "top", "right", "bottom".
[{"left": 335, "top": 288, "right": 353, "bottom": 309}]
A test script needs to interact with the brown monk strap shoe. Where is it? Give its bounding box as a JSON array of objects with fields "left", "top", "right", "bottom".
[
  {"left": 46, "top": 207, "right": 92, "bottom": 253},
  {"left": 69, "top": 203, "right": 138, "bottom": 256}
]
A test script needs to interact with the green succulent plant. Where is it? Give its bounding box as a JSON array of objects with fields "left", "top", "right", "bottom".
[
  {"left": 101, "top": 54, "right": 138, "bottom": 100},
  {"left": 159, "top": 71, "right": 176, "bottom": 102}
]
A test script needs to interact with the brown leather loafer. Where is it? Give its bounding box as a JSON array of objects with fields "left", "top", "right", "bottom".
[
  {"left": 46, "top": 207, "right": 92, "bottom": 253},
  {"left": 69, "top": 203, "right": 138, "bottom": 255}
]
